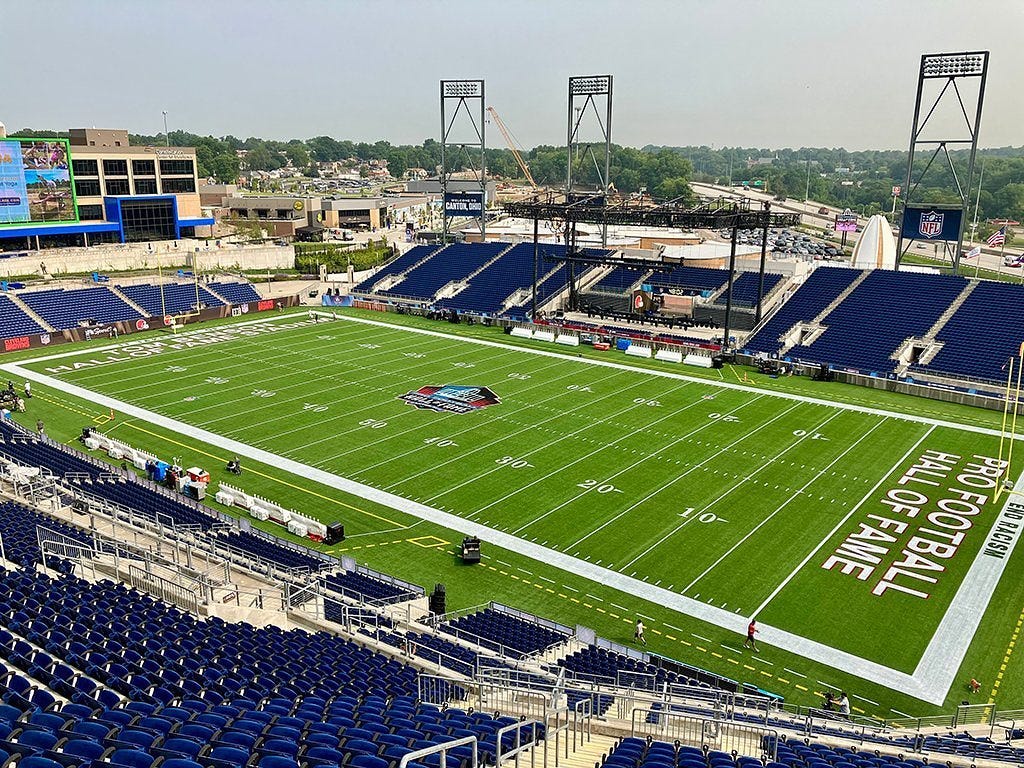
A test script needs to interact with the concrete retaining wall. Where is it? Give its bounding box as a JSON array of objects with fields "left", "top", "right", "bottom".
[{"left": 2, "top": 240, "right": 293, "bottom": 278}]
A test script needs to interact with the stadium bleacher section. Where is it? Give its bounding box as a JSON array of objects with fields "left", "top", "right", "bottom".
[
  {"left": 786, "top": 271, "right": 966, "bottom": 374},
  {"left": 912, "top": 280, "right": 1024, "bottom": 383},
  {"left": 380, "top": 243, "right": 507, "bottom": 301},
  {"left": 119, "top": 283, "right": 224, "bottom": 317},
  {"left": 744, "top": 268, "right": 863, "bottom": 355},
  {"left": 0, "top": 567, "right": 533, "bottom": 768},
  {"left": 207, "top": 282, "right": 262, "bottom": 305},
  {"left": 0, "top": 501, "right": 93, "bottom": 570},
  {"left": 0, "top": 295, "right": 47, "bottom": 340},
  {"left": 352, "top": 245, "right": 442, "bottom": 293},
  {"left": 717, "top": 272, "right": 783, "bottom": 307},
  {"left": 648, "top": 265, "right": 730, "bottom": 293},
  {"left": 591, "top": 267, "right": 651, "bottom": 294},
  {"left": 323, "top": 571, "right": 418, "bottom": 605},
  {"left": 18, "top": 288, "right": 141, "bottom": 331},
  {"left": 439, "top": 608, "right": 570, "bottom": 659}
]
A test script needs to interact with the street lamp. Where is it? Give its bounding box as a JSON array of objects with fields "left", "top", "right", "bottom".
[
  {"left": 162, "top": 111, "right": 169, "bottom": 146},
  {"left": 804, "top": 159, "right": 811, "bottom": 202}
]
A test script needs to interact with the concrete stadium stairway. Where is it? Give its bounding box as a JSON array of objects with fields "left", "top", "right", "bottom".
[
  {"left": 921, "top": 279, "right": 977, "bottom": 341},
  {"left": 108, "top": 285, "right": 151, "bottom": 317},
  {"left": 8, "top": 293, "right": 54, "bottom": 332},
  {"left": 778, "top": 269, "right": 868, "bottom": 355}
]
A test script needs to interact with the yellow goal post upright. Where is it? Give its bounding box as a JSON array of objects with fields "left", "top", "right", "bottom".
[
  {"left": 995, "top": 341, "right": 1024, "bottom": 503},
  {"left": 157, "top": 255, "right": 204, "bottom": 335}
]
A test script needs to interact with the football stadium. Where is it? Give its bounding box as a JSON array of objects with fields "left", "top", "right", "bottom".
[{"left": 0, "top": 12, "right": 1023, "bottom": 768}]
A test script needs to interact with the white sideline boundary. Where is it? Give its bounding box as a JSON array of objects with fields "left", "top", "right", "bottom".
[{"left": 4, "top": 310, "right": 1023, "bottom": 704}]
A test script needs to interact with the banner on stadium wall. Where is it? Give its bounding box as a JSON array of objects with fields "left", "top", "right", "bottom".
[
  {"left": 0, "top": 295, "right": 300, "bottom": 355},
  {"left": 900, "top": 206, "right": 963, "bottom": 241},
  {"left": 443, "top": 192, "right": 484, "bottom": 216}
]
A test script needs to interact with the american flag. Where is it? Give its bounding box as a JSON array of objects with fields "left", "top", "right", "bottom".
[{"left": 987, "top": 226, "right": 1006, "bottom": 247}]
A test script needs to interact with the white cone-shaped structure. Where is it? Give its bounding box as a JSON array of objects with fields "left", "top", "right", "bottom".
[
  {"left": 0, "top": 122, "right": 6, "bottom": 139},
  {"left": 851, "top": 214, "right": 897, "bottom": 270}
]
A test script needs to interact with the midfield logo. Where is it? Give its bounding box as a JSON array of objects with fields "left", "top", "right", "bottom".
[{"left": 398, "top": 384, "right": 500, "bottom": 414}]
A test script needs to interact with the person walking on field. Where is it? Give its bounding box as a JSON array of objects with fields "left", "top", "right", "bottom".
[
  {"left": 744, "top": 618, "right": 760, "bottom": 652},
  {"left": 634, "top": 619, "right": 647, "bottom": 646},
  {"left": 23, "top": 381, "right": 31, "bottom": 399}
]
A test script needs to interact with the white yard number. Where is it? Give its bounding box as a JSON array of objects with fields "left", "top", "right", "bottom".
[
  {"left": 358, "top": 343, "right": 380, "bottom": 349},
  {"left": 166, "top": 366, "right": 187, "bottom": 373},
  {"left": 793, "top": 429, "right": 829, "bottom": 441},
  {"left": 404, "top": 352, "right": 426, "bottom": 359},
  {"left": 204, "top": 376, "right": 229, "bottom": 385},
  {"left": 567, "top": 384, "right": 592, "bottom": 392},
  {"left": 633, "top": 398, "right": 662, "bottom": 407},
  {"left": 708, "top": 412, "right": 740, "bottom": 422},
  {"left": 359, "top": 419, "right": 388, "bottom": 429},
  {"left": 251, "top": 389, "right": 276, "bottom": 398},
  {"left": 496, "top": 455, "right": 533, "bottom": 469},
  {"left": 424, "top": 437, "right": 458, "bottom": 447},
  {"left": 678, "top": 508, "right": 728, "bottom": 524},
  {"left": 508, "top": 373, "right": 531, "bottom": 380},
  {"left": 576, "top": 479, "right": 624, "bottom": 494},
  {"left": 303, "top": 402, "right": 328, "bottom": 413},
  {"left": 452, "top": 362, "right": 476, "bottom": 369}
]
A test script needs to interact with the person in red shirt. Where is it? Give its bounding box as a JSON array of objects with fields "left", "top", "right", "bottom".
[{"left": 744, "top": 619, "right": 760, "bottom": 652}]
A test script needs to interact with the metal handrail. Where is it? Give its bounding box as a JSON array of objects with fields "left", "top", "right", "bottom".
[{"left": 398, "top": 735, "right": 478, "bottom": 768}]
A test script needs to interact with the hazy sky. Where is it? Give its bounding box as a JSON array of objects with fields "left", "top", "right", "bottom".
[{"left": 6, "top": 0, "right": 1021, "bottom": 150}]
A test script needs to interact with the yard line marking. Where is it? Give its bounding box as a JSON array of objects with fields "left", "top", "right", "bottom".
[
  {"left": 852, "top": 694, "right": 879, "bottom": 706},
  {"left": 691, "top": 633, "right": 711, "bottom": 642},
  {"left": 566, "top": 395, "right": 772, "bottom": 548},
  {"left": 308, "top": 311, "right": 1019, "bottom": 440},
  {"left": 389, "top": 368, "right": 640, "bottom": 495},
  {"left": 617, "top": 401, "right": 817, "bottom": 570},
  {"left": 483, "top": 380, "right": 698, "bottom": 527},
  {"left": 890, "top": 709, "right": 914, "bottom": 718},
  {"left": 610, "top": 603, "right": 628, "bottom": 611},
  {"left": 681, "top": 415, "right": 887, "bottom": 594},
  {"left": 751, "top": 424, "right": 936, "bottom": 616},
  {"left": 664, "top": 624, "right": 685, "bottom": 633},
  {"left": 817, "top": 680, "right": 840, "bottom": 690},
  {"left": 751, "top": 657, "right": 774, "bottom": 665},
  {"left": 783, "top": 668, "right": 807, "bottom": 679},
  {"left": 721, "top": 644, "right": 744, "bottom": 654},
  {"left": 562, "top": 584, "right": 579, "bottom": 592},
  {"left": 585, "top": 594, "right": 604, "bottom": 602},
  {"left": 9, "top": 316, "right": 1013, "bottom": 707}
]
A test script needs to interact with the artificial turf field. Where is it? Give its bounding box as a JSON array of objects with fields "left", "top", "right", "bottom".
[{"left": 4, "top": 308, "right": 1023, "bottom": 719}]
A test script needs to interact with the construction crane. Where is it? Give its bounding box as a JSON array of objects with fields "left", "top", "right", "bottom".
[{"left": 487, "top": 107, "right": 538, "bottom": 190}]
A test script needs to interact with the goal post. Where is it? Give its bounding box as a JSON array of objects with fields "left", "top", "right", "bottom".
[{"left": 995, "top": 343, "right": 1024, "bottom": 503}]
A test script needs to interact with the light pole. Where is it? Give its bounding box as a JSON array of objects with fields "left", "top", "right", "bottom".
[
  {"left": 804, "top": 158, "right": 811, "bottom": 202},
  {"left": 162, "top": 111, "right": 169, "bottom": 146}
]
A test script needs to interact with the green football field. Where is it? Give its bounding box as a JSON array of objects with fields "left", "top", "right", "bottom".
[{"left": 4, "top": 308, "right": 1023, "bottom": 718}]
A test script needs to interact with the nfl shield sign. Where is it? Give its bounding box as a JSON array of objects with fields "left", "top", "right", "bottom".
[{"left": 919, "top": 211, "right": 944, "bottom": 239}]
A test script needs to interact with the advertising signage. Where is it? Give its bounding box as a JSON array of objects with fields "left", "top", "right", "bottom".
[
  {"left": 900, "top": 206, "right": 963, "bottom": 242},
  {"left": 0, "top": 138, "right": 78, "bottom": 227},
  {"left": 834, "top": 209, "right": 858, "bottom": 233},
  {"left": 444, "top": 192, "right": 484, "bottom": 216}
]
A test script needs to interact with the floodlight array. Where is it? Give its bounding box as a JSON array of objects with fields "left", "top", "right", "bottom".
[
  {"left": 921, "top": 52, "right": 986, "bottom": 78},
  {"left": 569, "top": 75, "right": 611, "bottom": 95},
  {"left": 442, "top": 80, "right": 483, "bottom": 97}
]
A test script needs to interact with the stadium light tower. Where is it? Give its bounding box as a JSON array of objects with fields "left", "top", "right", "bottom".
[
  {"left": 897, "top": 51, "right": 989, "bottom": 273},
  {"left": 563, "top": 75, "right": 613, "bottom": 309},
  {"left": 439, "top": 79, "right": 487, "bottom": 243}
]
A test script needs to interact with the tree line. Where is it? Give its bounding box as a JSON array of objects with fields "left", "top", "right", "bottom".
[{"left": 11, "top": 126, "right": 1023, "bottom": 222}]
